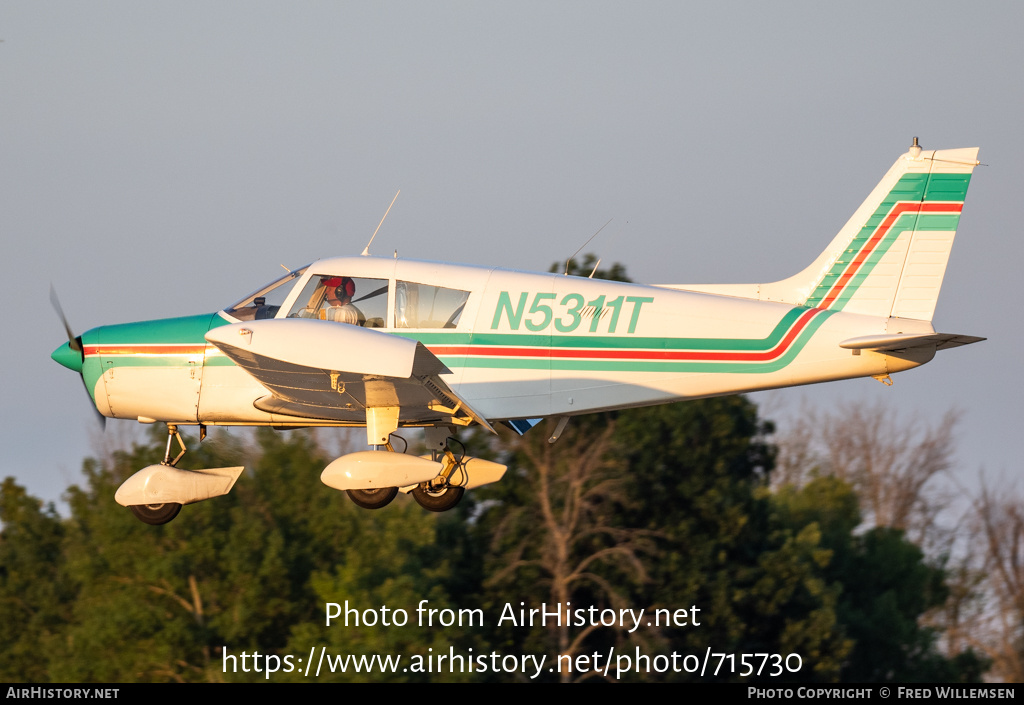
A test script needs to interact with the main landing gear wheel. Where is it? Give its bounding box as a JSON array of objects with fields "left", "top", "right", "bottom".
[
  {"left": 346, "top": 487, "right": 398, "bottom": 509},
  {"left": 411, "top": 483, "right": 465, "bottom": 512},
  {"left": 129, "top": 502, "right": 182, "bottom": 526}
]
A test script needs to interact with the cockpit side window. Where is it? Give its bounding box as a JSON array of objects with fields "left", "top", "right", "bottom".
[
  {"left": 395, "top": 281, "right": 470, "bottom": 329},
  {"left": 286, "top": 275, "right": 389, "bottom": 328},
  {"left": 224, "top": 266, "right": 308, "bottom": 321}
]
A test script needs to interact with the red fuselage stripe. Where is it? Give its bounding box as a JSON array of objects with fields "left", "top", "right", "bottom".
[
  {"left": 83, "top": 345, "right": 208, "bottom": 356},
  {"left": 428, "top": 309, "right": 821, "bottom": 363},
  {"left": 82, "top": 309, "right": 824, "bottom": 366}
]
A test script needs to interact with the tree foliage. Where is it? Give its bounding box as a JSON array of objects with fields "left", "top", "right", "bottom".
[
  {"left": 966, "top": 483, "right": 1024, "bottom": 681},
  {"left": 468, "top": 418, "right": 655, "bottom": 681},
  {"left": 615, "top": 398, "right": 850, "bottom": 681},
  {"left": 0, "top": 479, "right": 71, "bottom": 681},
  {"left": 0, "top": 399, "right": 989, "bottom": 682},
  {"left": 774, "top": 402, "right": 958, "bottom": 546}
]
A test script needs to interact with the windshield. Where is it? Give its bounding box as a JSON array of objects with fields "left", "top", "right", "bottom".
[{"left": 223, "top": 266, "right": 309, "bottom": 321}]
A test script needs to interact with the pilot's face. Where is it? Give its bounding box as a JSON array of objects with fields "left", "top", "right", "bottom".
[{"left": 323, "top": 278, "right": 341, "bottom": 306}]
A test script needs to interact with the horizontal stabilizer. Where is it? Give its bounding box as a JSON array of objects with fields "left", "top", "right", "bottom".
[{"left": 839, "top": 332, "right": 985, "bottom": 352}]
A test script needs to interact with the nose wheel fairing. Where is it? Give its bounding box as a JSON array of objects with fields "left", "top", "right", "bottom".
[{"left": 115, "top": 424, "right": 243, "bottom": 525}]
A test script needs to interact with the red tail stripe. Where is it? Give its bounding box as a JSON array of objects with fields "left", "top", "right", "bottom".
[{"left": 818, "top": 202, "right": 962, "bottom": 309}]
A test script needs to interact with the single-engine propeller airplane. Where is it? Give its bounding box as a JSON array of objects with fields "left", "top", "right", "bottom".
[{"left": 52, "top": 140, "right": 984, "bottom": 524}]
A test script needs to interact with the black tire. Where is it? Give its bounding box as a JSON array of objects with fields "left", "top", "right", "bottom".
[
  {"left": 411, "top": 483, "right": 465, "bottom": 512},
  {"left": 346, "top": 487, "right": 398, "bottom": 509},
  {"left": 129, "top": 502, "right": 182, "bottom": 525}
]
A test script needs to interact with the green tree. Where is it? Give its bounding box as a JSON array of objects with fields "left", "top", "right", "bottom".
[
  {"left": 616, "top": 398, "right": 850, "bottom": 681},
  {"left": 0, "top": 478, "right": 72, "bottom": 681},
  {"left": 285, "top": 498, "right": 474, "bottom": 682},
  {"left": 972, "top": 484, "right": 1024, "bottom": 681},
  {"left": 775, "top": 476, "right": 987, "bottom": 682},
  {"left": 48, "top": 427, "right": 366, "bottom": 682},
  {"left": 469, "top": 418, "right": 654, "bottom": 682}
]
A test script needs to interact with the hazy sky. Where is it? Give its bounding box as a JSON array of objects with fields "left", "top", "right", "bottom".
[{"left": 3, "top": 1, "right": 1021, "bottom": 506}]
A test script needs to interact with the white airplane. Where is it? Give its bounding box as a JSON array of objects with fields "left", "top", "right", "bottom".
[{"left": 52, "top": 140, "right": 984, "bottom": 524}]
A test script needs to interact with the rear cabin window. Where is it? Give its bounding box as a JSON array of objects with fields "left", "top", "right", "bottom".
[{"left": 394, "top": 281, "right": 469, "bottom": 329}]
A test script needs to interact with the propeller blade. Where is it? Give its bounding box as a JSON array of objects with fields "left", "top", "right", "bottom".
[
  {"left": 50, "top": 284, "right": 104, "bottom": 429},
  {"left": 49, "top": 285, "right": 82, "bottom": 353},
  {"left": 81, "top": 376, "right": 107, "bottom": 430}
]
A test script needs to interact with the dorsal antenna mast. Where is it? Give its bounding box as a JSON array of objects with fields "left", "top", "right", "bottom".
[
  {"left": 362, "top": 190, "right": 400, "bottom": 257},
  {"left": 564, "top": 217, "right": 613, "bottom": 275},
  {"left": 587, "top": 219, "right": 629, "bottom": 277}
]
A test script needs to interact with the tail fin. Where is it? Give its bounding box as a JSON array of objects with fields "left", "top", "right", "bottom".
[{"left": 680, "top": 142, "right": 980, "bottom": 322}]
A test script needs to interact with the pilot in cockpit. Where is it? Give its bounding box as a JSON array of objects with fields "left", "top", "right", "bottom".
[{"left": 321, "top": 276, "right": 365, "bottom": 325}]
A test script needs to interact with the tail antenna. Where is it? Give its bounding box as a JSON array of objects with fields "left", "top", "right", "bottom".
[
  {"left": 362, "top": 190, "right": 401, "bottom": 257},
  {"left": 909, "top": 136, "right": 922, "bottom": 159}
]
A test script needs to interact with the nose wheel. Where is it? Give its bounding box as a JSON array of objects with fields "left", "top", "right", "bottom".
[{"left": 125, "top": 423, "right": 203, "bottom": 525}]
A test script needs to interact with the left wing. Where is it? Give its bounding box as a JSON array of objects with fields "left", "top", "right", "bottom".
[{"left": 205, "top": 319, "right": 494, "bottom": 431}]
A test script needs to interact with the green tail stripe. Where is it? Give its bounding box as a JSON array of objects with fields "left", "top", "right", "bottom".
[{"left": 804, "top": 170, "right": 968, "bottom": 309}]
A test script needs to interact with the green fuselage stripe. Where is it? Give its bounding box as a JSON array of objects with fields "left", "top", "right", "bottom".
[
  {"left": 83, "top": 302, "right": 835, "bottom": 378},
  {"left": 415, "top": 308, "right": 808, "bottom": 351},
  {"left": 440, "top": 309, "right": 834, "bottom": 373}
]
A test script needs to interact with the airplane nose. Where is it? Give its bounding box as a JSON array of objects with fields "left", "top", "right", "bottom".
[{"left": 52, "top": 340, "right": 83, "bottom": 373}]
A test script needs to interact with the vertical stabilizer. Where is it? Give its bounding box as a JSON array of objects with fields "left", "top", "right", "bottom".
[
  {"left": 767, "top": 143, "right": 979, "bottom": 320},
  {"left": 675, "top": 142, "right": 979, "bottom": 323}
]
